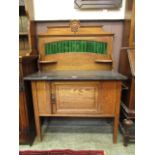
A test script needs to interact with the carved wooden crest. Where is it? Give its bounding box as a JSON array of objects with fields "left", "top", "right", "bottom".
[{"left": 69, "top": 20, "right": 80, "bottom": 34}]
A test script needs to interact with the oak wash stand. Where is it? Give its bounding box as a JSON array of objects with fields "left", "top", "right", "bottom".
[{"left": 24, "top": 21, "right": 127, "bottom": 143}]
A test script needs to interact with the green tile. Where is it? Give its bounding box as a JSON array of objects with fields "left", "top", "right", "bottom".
[{"left": 44, "top": 40, "right": 107, "bottom": 55}]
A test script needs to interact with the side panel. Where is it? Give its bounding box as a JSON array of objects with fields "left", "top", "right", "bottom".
[
  {"left": 35, "top": 81, "right": 52, "bottom": 115},
  {"left": 100, "top": 81, "right": 121, "bottom": 115}
]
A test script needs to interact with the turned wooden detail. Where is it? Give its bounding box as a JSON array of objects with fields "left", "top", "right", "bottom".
[{"left": 123, "top": 119, "right": 133, "bottom": 146}]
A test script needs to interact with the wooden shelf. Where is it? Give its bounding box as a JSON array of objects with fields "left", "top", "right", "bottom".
[
  {"left": 19, "top": 55, "right": 38, "bottom": 63},
  {"left": 19, "top": 32, "right": 28, "bottom": 36},
  {"left": 19, "top": 50, "right": 30, "bottom": 57},
  {"left": 95, "top": 59, "right": 112, "bottom": 63},
  {"left": 39, "top": 60, "right": 57, "bottom": 64},
  {"left": 19, "top": 49, "right": 30, "bottom": 52}
]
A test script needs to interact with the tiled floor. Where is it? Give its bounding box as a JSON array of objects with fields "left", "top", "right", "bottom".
[{"left": 20, "top": 118, "right": 135, "bottom": 155}]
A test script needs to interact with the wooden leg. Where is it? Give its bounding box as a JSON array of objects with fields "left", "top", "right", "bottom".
[
  {"left": 31, "top": 82, "right": 42, "bottom": 141},
  {"left": 123, "top": 119, "right": 133, "bottom": 146},
  {"left": 35, "top": 116, "right": 42, "bottom": 141},
  {"left": 113, "top": 82, "right": 122, "bottom": 143},
  {"left": 113, "top": 116, "right": 119, "bottom": 143},
  {"left": 124, "top": 135, "right": 129, "bottom": 146}
]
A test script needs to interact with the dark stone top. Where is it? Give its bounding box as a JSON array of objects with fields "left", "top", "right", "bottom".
[{"left": 24, "top": 70, "right": 127, "bottom": 81}]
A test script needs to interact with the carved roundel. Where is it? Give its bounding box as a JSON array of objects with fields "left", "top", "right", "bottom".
[{"left": 69, "top": 20, "right": 80, "bottom": 33}]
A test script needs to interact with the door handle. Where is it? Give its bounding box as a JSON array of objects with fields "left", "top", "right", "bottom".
[{"left": 51, "top": 94, "right": 56, "bottom": 104}]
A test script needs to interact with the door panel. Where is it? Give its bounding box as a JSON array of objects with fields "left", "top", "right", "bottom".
[{"left": 51, "top": 82, "right": 102, "bottom": 114}]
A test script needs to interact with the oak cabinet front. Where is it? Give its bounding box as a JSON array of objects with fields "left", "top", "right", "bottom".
[{"left": 32, "top": 81, "right": 120, "bottom": 117}]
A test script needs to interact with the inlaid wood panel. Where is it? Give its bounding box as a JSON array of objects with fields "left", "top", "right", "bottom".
[{"left": 51, "top": 82, "right": 102, "bottom": 114}]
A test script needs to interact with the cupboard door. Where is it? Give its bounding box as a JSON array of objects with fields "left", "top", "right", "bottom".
[{"left": 51, "top": 82, "right": 102, "bottom": 114}]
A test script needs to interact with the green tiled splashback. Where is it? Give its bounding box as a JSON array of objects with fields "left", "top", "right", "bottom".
[{"left": 45, "top": 40, "right": 107, "bottom": 55}]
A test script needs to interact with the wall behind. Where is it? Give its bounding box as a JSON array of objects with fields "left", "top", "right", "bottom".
[
  {"left": 33, "top": 0, "right": 125, "bottom": 70},
  {"left": 33, "top": 0, "right": 126, "bottom": 20}
]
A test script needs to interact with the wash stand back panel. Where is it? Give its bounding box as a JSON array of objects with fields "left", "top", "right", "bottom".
[{"left": 38, "top": 22, "right": 114, "bottom": 71}]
